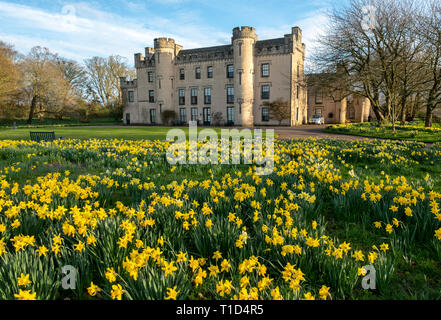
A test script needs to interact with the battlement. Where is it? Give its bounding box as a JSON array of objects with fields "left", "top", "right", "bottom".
[
  {"left": 135, "top": 52, "right": 155, "bottom": 68},
  {"left": 120, "top": 77, "right": 137, "bottom": 88},
  {"left": 291, "top": 26, "right": 302, "bottom": 43},
  {"left": 154, "top": 37, "right": 176, "bottom": 49},
  {"left": 232, "top": 26, "right": 258, "bottom": 41},
  {"left": 177, "top": 45, "right": 233, "bottom": 63},
  {"left": 280, "top": 26, "right": 305, "bottom": 54},
  {"left": 145, "top": 47, "right": 155, "bottom": 57}
]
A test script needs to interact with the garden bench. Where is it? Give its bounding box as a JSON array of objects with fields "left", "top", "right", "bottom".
[{"left": 30, "top": 131, "right": 60, "bottom": 142}]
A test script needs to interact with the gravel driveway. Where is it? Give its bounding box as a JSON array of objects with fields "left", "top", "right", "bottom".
[{"left": 269, "top": 125, "right": 363, "bottom": 141}]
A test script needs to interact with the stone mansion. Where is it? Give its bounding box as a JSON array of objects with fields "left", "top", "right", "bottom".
[{"left": 120, "top": 26, "right": 372, "bottom": 126}]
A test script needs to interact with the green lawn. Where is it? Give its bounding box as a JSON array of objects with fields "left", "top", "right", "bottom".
[
  {"left": 325, "top": 122, "right": 441, "bottom": 143},
  {"left": 0, "top": 118, "right": 120, "bottom": 128},
  {"left": 0, "top": 126, "right": 274, "bottom": 141},
  {"left": 0, "top": 126, "right": 192, "bottom": 140}
]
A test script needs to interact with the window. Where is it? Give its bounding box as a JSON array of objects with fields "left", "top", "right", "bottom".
[
  {"left": 179, "top": 89, "right": 185, "bottom": 105},
  {"left": 195, "top": 67, "right": 201, "bottom": 79},
  {"left": 227, "top": 65, "right": 234, "bottom": 78},
  {"left": 126, "top": 113, "right": 131, "bottom": 125},
  {"left": 261, "top": 63, "right": 270, "bottom": 77},
  {"left": 261, "top": 85, "right": 270, "bottom": 100},
  {"left": 297, "top": 65, "right": 300, "bottom": 78},
  {"left": 180, "top": 69, "right": 185, "bottom": 80},
  {"left": 191, "top": 107, "right": 198, "bottom": 121},
  {"left": 297, "top": 85, "right": 300, "bottom": 99},
  {"left": 191, "top": 88, "right": 198, "bottom": 105},
  {"left": 148, "top": 71, "right": 153, "bottom": 83},
  {"left": 227, "top": 87, "right": 234, "bottom": 104},
  {"left": 204, "top": 88, "right": 211, "bottom": 104},
  {"left": 150, "top": 109, "right": 156, "bottom": 124},
  {"left": 315, "top": 90, "right": 323, "bottom": 104},
  {"left": 203, "top": 107, "right": 211, "bottom": 125},
  {"left": 227, "top": 107, "right": 234, "bottom": 125},
  {"left": 262, "top": 107, "right": 269, "bottom": 122},
  {"left": 128, "top": 91, "right": 134, "bottom": 103},
  {"left": 149, "top": 90, "right": 155, "bottom": 103},
  {"left": 179, "top": 108, "right": 187, "bottom": 123},
  {"left": 207, "top": 66, "right": 213, "bottom": 79},
  {"left": 238, "top": 43, "right": 243, "bottom": 56},
  {"left": 315, "top": 108, "right": 323, "bottom": 116}
]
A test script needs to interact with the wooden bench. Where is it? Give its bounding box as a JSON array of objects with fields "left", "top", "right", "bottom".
[{"left": 30, "top": 131, "right": 60, "bottom": 142}]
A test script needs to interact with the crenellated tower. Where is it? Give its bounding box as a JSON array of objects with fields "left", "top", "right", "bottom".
[
  {"left": 232, "top": 26, "right": 258, "bottom": 127},
  {"left": 154, "top": 38, "right": 179, "bottom": 122}
]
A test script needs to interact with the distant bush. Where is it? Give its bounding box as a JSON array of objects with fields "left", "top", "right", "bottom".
[{"left": 161, "top": 110, "right": 177, "bottom": 126}]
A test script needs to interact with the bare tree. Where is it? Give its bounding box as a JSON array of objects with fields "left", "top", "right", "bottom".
[
  {"left": 84, "top": 55, "right": 135, "bottom": 106},
  {"left": 418, "top": 0, "right": 441, "bottom": 127},
  {"left": 0, "top": 42, "right": 20, "bottom": 115},
  {"left": 20, "top": 47, "right": 76, "bottom": 123},
  {"left": 312, "top": 0, "right": 423, "bottom": 128},
  {"left": 57, "top": 58, "right": 88, "bottom": 99},
  {"left": 263, "top": 98, "right": 291, "bottom": 125},
  {"left": 0, "top": 41, "right": 18, "bottom": 61}
]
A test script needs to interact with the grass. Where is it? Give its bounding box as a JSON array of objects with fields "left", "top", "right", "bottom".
[
  {"left": 325, "top": 122, "right": 441, "bottom": 143},
  {"left": 0, "top": 118, "right": 120, "bottom": 128},
  {"left": 0, "top": 126, "right": 277, "bottom": 141},
  {"left": 0, "top": 126, "right": 181, "bottom": 140}
]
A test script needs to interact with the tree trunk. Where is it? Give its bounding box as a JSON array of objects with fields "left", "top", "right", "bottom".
[
  {"left": 425, "top": 104, "right": 433, "bottom": 128},
  {"left": 27, "top": 95, "right": 37, "bottom": 125},
  {"left": 371, "top": 105, "right": 385, "bottom": 122},
  {"left": 400, "top": 96, "right": 407, "bottom": 125}
]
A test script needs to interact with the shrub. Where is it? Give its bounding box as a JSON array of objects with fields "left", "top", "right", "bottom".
[{"left": 161, "top": 110, "right": 177, "bottom": 126}]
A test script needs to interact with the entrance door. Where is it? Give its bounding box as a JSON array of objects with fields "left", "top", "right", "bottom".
[
  {"left": 203, "top": 107, "right": 211, "bottom": 126},
  {"left": 227, "top": 107, "right": 234, "bottom": 125},
  {"left": 126, "top": 113, "right": 131, "bottom": 125},
  {"left": 150, "top": 109, "right": 156, "bottom": 124}
]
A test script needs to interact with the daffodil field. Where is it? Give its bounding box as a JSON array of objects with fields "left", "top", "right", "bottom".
[{"left": 0, "top": 138, "right": 440, "bottom": 300}]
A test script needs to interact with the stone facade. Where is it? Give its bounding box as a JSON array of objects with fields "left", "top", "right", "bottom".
[
  {"left": 307, "top": 74, "right": 374, "bottom": 124},
  {"left": 120, "top": 26, "right": 307, "bottom": 127}
]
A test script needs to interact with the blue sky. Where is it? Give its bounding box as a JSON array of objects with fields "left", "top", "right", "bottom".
[{"left": 0, "top": 0, "right": 344, "bottom": 64}]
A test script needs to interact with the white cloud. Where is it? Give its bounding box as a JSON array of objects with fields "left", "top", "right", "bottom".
[
  {"left": 0, "top": 1, "right": 227, "bottom": 63},
  {"left": 0, "top": 0, "right": 329, "bottom": 68}
]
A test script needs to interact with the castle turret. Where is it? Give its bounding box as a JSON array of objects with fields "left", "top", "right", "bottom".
[
  {"left": 154, "top": 38, "right": 177, "bottom": 123},
  {"left": 232, "top": 26, "right": 257, "bottom": 127}
]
